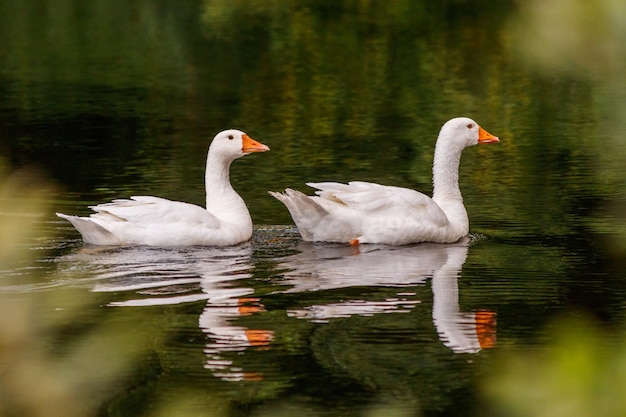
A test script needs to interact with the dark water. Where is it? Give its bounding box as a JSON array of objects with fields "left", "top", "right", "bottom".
[{"left": 1, "top": 1, "right": 626, "bottom": 416}]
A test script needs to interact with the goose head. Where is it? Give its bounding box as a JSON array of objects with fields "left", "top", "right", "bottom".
[
  {"left": 209, "top": 129, "right": 270, "bottom": 161},
  {"left": 439, "top": 117, "right": 499, "bottom": 150}
]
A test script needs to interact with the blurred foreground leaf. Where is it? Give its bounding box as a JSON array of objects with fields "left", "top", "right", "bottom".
[
  {"left": 513, "top": 0, "right": 626, "bottom": 76},
  {"left": 483, "top": 314, "right": 626, "bottom": 417},
  {"left": 0, "top": 163, "right": 158, "bottom": 417}
]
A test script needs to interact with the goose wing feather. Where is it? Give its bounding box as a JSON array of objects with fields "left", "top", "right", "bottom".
[
  {"left": 90, "top": 196, "right": 220, "bottom": 228},
  {"left": 306, "top": 181, "right": 449, "bottom": 227}
]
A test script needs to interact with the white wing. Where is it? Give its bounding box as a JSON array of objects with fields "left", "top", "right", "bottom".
[
  {"left": 90, "top": 196, "right": 220, "bottom": 228},
  {"left": 307, "top": 181, "right": 449, "bottom": 227}
]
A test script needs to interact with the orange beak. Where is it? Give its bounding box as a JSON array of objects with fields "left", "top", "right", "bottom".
[
  {"left": 477, "top": 126, "right": 500, "bottom": 144},
  {"left": 242, "top": 134, "right": 270, "bottom": 153}
]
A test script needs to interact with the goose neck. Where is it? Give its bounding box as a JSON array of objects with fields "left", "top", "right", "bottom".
[
  {"left": 432, "top": 143, "right": 463, "bottom": 202},
  {"left": 204, "top": 153, "right": 237, "bottom": 209}
]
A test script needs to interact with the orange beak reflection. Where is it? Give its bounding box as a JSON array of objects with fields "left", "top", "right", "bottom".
[{"left": 475, "top": 310, "right": 497, "bottom": 349}]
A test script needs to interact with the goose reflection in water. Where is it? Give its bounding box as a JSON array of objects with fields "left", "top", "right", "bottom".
[
  {"left": 57, "top": 243, "right": 273, "bottom": 381},
  {"left": 56, "top": 231, "right": 495, "bottom": 386},
  {"left": 275, "top": 237, "right": 496, "bottom": 353}
]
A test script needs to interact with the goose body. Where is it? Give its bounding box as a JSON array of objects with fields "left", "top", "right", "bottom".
[
  {"left": 269, "top": 117, "right": 498, "bottom": 245},
  {"left": 57, "top": 130, "right": 269, "bottom": 246}
]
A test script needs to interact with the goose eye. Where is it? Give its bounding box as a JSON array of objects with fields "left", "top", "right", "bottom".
[
  {"left": 228, "top": 134, "right": 234, "bottom": 140},
  {"left": 466, "top": 123, "right": 474, "bottom": 129}
]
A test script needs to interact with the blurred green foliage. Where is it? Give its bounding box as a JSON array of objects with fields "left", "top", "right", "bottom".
[
  {"left": 483, "top": 1, "right": 626, "bottom": 415},
  {"left": 484, "top": 314, "right": 626, "bottom": 417},
  {"left": 0, "top": 165, "right": 161, "bottom": 417}
]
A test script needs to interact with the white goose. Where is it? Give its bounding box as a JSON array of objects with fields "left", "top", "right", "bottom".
[
  {"left": 270, "top": 117, "right": 499, "bottom": 245},
  {"left": 57, "top": 130, "right": 270, "bottom": 246}
]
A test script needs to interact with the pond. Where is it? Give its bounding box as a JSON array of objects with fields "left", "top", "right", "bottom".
[{"left": 1, "top": 1, "right": 626, "bottom": 416}]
